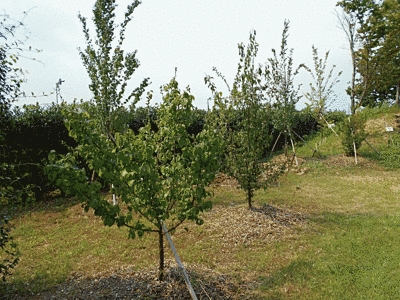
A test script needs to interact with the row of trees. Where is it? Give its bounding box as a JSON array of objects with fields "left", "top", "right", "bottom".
[{"left": 46, "top": 1, "right": 319, "bottom": 281}]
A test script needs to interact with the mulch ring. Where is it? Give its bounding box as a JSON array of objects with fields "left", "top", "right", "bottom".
[
  {"left": 211, "top": 157, "right": 309, "bottom": 188},
  {"left": 320, "top": 154, "right": 381, "bottom": 168},
  {"left": 211, "top": 173, "right": 239, "bottom": 188},
  {"left": 202, "top": 204, "right": 308, "bottom": 249},
  {"left": 11, "top": 263, "right": 254, "bottom": 300}
]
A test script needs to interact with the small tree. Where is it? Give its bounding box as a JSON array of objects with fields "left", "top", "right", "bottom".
[
  {"left": 304, "top": 46, "right": 342, "bottom": 125},
  {"left": 206, "top": 30, "right": 283, "bottom": 209},
  {"left": 340, "top": 114, "right": 366, "bottom": 156},
  {"left": 48, "top": 0, "right": 222, "bottom": 281},
  {"left": 266, "top": 20, "right": 304, "bottom": 154},
  {"left": 49, "top": 77, "right": 222, "bottom": 281}
]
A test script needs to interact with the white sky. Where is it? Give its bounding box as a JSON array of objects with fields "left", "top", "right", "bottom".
[{"left": 3, "top": 0, "right": 352, "bottom": 112}]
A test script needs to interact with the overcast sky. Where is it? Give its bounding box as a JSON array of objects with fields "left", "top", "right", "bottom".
[{"left": 3, "top": 0, "right": 352, "bottom": 112}]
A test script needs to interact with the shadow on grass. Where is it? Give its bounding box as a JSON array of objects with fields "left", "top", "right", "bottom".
[
  {"left": 258, "top": 212, "right": 400, "bottom": 299},
  {"left": 259, "top": 259, "right": 314, "bottom": 291},
  {"left": 13, "top": 194, "right": 81, "bottom": 217},
  {"left": 0, "top": 271, "right": 69, "bottom": 299}
]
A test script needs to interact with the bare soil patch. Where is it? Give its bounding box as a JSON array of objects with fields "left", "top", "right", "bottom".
[{"left": 211, "top": 173, "right": 239, "bottom": 188}]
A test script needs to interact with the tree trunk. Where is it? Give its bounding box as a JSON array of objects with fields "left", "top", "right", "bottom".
[
  {"left": 350, "top": 42, "right": 356, "bottom": 115},
  {"left": 158, "top": 227, "right": 164, "bottom": 281},
  {"left": 247, "top": 188, "right": 252, "bottom": 209},
  {"left": 396, "top": 79, "right": 400, "bottom": 108}
]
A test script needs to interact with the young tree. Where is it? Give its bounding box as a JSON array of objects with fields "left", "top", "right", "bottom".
[
  {"left": 340, "top": 114, "right": 366, "bottom": 157},
  {"left": 265, "top": 21, "right": 304, "bottom": 155},
  {"left": 48, "top": 0, "right": 222, "bottom": 281},
  {"left": 206, "top": 30, "right": 283, "bottom": 209},
  {"left": 49, "top": 77, "right": 222, "bottom": 281},
  {"left": 304, "top": 46, "right": 342, "bottom": 125}
]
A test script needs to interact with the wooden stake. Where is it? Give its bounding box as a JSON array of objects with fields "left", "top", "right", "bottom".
[
  {"left": 290, "top": 137, "right": 298, "bottom": 166},
  {"left": 349, "top": 117, "right": 358, "bottom": 165},
  {"left": 269, "top": 131, "right": 282, "bottom": 157},
  {"left": 111, "top": 184, "right": 117, "bottom": 205},
  {"left": 353, "top": 140, "right": 358, "bottom": 164},
  {"left": 289, "top": 128, "right": 320, "bottom": 157},
  {"left": 162, "top": 222, "right": 198, "bottom": 300},
  {"left": 364, "top": 139, "right": 379, "bottom": 155},
  {"left": 321, "top": 114, "right": 339, "bottom": 136}
]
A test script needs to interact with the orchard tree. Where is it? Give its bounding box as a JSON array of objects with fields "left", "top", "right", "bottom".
[
  {"left": 49, "top": 78, "right": 222, "bottom": 281},
  {"left": 304, "top": 46, "right": 342, "bottom": 125},
  {"left": 206, "top": 30, "right": 284, "bottom": 209},
  {"left": 340, "top": 114, "right": 366, "bottom": 156},
  {"left": 265, "top": 21, "right": 304, "bottom": 154},
  {"left": 48, "top": 0, "right": 222, "bottom": 281}
]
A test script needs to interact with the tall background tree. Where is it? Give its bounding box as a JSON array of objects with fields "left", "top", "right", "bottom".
[
  {"left": 337, "top": 0, "right": 400, "bottom": 109},
  {"left": 78, "top": 0, "right": 149, "bottom": 140}
]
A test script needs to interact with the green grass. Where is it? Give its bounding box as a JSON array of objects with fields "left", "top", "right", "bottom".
[
  {"left": 2, "top": 201, "right": 159, "bottom": 294},
  {"left": 295, "top": 129, "right": 343, "bottom": 158}
]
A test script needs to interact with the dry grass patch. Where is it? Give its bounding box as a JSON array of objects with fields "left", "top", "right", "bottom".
[{"left": 364, "top": 115, "right": 394, "bottom": 134}]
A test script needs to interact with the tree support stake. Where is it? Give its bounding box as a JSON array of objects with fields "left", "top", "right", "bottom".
[{"left": 162, "top": 222, "right": 198, "bottom": 300}]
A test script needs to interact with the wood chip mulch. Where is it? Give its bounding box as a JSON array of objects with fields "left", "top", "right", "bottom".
[
  {"left": 202, "top": 204, "right": 308, "bottom": 249},
  {"left": 8, "top": 263, "right": 255, "bottom": 300}
]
